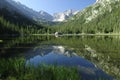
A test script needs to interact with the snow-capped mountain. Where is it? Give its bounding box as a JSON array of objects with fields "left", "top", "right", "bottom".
[
  {"left": 0, "top": 0, "right": 79, "bottom": 22},
  {"left": 0, "top": 0, "right": 53, "bottom": 22},
  {"left": 53, "top": 9, "right": 79, "bottom": 22}
]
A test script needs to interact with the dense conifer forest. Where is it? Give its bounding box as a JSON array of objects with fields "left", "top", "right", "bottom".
[{"left": 0, "top": 8, "right": 49, "bottom": 35}]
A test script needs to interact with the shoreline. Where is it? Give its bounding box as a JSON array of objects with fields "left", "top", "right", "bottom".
[
  {"left": 31, "top": 33, "right": 120, "bottom": 36},
  {"left": 1, "top": 33, "right": 120, "bottom": 36}
]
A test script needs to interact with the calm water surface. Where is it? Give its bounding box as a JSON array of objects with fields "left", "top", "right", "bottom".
[{"left": 0, "top": 35, "right": 120, "bottom": 80}]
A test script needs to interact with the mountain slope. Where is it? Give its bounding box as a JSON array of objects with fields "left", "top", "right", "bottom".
[
  {"left": 0, "top": 0, "right": 80, "bottom": 22},
  {"left": 0, "top": 0, "right": 45, "bottom": 35},
  {"left": 71, "top": 0, "right": 119, "bottom": 23},
  {"left": 0, "top": 0, "right": 54, "bottom": 22},
  {"left": 0, "top": 0, "right": 38, "bottom": 25},
  {"left": 39, "top": 10, "right": 53, "bottom": 21},
  {"left": 0, "top": 9, "right": 43, "bottom": 35},
  {"left": 54, "top": 0, "right": 120, "bottom": 34}
]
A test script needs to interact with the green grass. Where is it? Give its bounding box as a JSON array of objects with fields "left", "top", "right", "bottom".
[
  {"left": 0, "top": 40, "right": 3, "bottom": 43},
  {"left": 0, "top": 58, "right": 80, "bottom": 80}
]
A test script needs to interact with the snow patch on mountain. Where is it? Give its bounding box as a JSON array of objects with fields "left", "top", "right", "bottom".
[{"left": 53, "top": 9, "right": 79, "bottom": 22}]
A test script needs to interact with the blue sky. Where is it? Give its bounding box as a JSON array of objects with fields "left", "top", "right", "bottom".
[{"left": 14, "top": 0, "right": 96, "bottom": 15}]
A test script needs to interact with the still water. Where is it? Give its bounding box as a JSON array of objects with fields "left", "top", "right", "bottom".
[{"left": 0, "top": 35, "right": 120, "bottom": 80}]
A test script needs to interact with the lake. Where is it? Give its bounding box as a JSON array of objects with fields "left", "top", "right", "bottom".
[{"left": 0, "top": 35, "right": 120, "bottom": 80}]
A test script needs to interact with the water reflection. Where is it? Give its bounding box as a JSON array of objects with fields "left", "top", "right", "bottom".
[
  {"left": 52, "top": 46, "right": 77, "bottom": 57},
  {"left": 27, "top": 46, "right": 86, "bottom": 66},
  {"left": 83, "top": 44, "right": 120, "bottom": 79},
  {"left": 0, "top": 35, "right": 120, "bottom": 79},
  {"left": 26, "top": 45, "right": 113, "bottom": 80}
]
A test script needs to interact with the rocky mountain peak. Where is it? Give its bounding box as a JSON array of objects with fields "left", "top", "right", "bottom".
[
  {"left": 53, "top": 9, "right": 79, "bottom": 22},
  {"left": 71, "top": 0, "right": 120, "bottom": 23}
]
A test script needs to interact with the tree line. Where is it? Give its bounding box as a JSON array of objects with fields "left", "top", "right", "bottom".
[{"left": 52, "top": 1, "right": 120, "bottom": 34}]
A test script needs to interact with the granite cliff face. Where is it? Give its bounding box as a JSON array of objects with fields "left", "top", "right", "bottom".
[{"left": 70, "top": 0, "right": 120, "bottom": 23}]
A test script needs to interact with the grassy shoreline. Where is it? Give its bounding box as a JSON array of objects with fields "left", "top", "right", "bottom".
[
  {"left": 31, "top": 33, "right": 120, "bottom": 36},
  {"left": 0, "top": 58, "right": 80, "bottom": 80},
  {"left": 0, "top": 40, "right": 3, "bottom": 42},
  {"left": 1, "top": 33, "right": 120, "bottom": 36}
]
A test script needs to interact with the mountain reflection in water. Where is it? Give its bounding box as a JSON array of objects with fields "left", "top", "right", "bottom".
[
  {"left": 26, "top": 45, "right": 113, "bottom": 80},
  {"left": 1, "top": 36, "right": 118, "bottom": 80}
]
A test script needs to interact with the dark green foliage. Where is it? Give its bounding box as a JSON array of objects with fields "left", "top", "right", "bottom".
[
  {"left": 0, "top": 7, "right": 49, "bottom": 35},
  {"left": 0, "top": 8, "right": 36, "bottom": 26},
  {"left": 0, "top": 58, "right": 80, "bottom": 80}
]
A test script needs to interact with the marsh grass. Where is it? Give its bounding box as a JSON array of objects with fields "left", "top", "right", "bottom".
[
  {"left": 0, "top": 58, "right": 80, "bottom": 80},
  {"left": 0, "top": 40, "right": 3, "bottom": 42}
]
